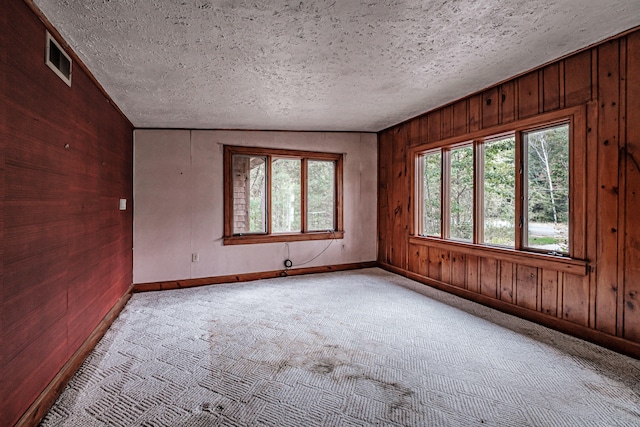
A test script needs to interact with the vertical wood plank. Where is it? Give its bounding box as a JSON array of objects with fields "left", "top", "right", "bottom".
[
  {"left": 452, "top": 99, "right": 468, "bottom": 137},
  {"left": 440, "top": 105, "right": 453, "bottom": 140},
  {"left": 595, "top": 39, "right": 620, "bottom": 335},
  {"left": 480, "top": 257, "right": 498, "bottom": 298},
  {"left": 543, "top": 63, "right": 561, "bottom": 112},
  {"left": 500, "top": 81, "right": 516, "bottom": 124},
  {"left": 500, "top": 261, "right": 515, "bottom": 303},
  {"left": 482, "top": 87, "right": 500, "bottom": 128},
  {"left": 541, "top": 270, "right": 559, "bottom": 316},
  {"left": 624, "top": 31, "right": 640, "bottom": 341},
  {"left": 617, "top": 37, "right": 627, "bottom": 337},
  {"left": 420, "top": 115, "right": 429, "bottom": 145},
  {"left": 428, "top": 247, "right": 442, "bottom": 281},
  {"left": 468, "top": 94, "right": 482, "bottom": 132},
  {"left": 428, "top": 110, "right": 442, "bottom": 143},
  {"left": 515, "top": 265, "right": 537, "bottom": 310},
  {"left": 408, "top": 117, "right": 422, "bottom": 147},
  {"left": 450, "top": 252, "right": 466, "bottom": 288},
  {"left": 440, "top": 250, "right": 451, "bottom": 283},
  {"left": 466, "top": 255, "right": 479, "bottom": 292},
  {"left": 408, "top": 244, "right": 421, "bottom": 274},
  {"left": 393, "top": 126, "right": 410, "bottom": 269},
  {"left": 563, "top": 274, "right": 590, "bottom": 326},
  {"left": 518, "top": 71, "right": 540, "bottom": 119},
  {"left": 377, "top": 130, "right": 391, "bottom": 263},
  {"left": 564, "top": 50, "right": 592, "bottom": 107},
  {"left": 586, "top": 100, "right": 599, "bottom": 329}
]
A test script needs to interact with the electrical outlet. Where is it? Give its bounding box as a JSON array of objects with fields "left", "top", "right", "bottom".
[{"left": 192, "top": 253, "right": 199, "bottom": 262}]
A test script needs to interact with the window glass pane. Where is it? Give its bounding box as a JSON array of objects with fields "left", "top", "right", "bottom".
[
  {"left": 483, "top": 137, "right": 516, "bottom": 246},
  {"left": 422, "top": 151, "right": 441, "bottom": 236},
  {"left": 272, "top": 158, "right": 301, "bottom": 232},
  {"left": 232, "top": 155, "right": 266, "bottom": 234},
  {"left": 307, "top": 160, "right": 335, "bottom": 231},
  {"left": 450, "top": 145, "right": 474, "bottom": 241},
  {"left": 525, "top": 124, "right": 569, "bottom": 253}
]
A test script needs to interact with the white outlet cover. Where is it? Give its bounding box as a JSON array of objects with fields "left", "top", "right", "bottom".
[{"left": 119, "top": 198, "right": 127, "bottom": 210}]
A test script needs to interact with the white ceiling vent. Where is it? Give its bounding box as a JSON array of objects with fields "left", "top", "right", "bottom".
[{"left": 45, "top": 31, "right": 72, "bottom": 86}]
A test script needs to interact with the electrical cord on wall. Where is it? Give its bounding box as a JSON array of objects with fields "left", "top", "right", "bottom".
[{"left": 281, "top": 230, "right": 338, "bottom": 276}]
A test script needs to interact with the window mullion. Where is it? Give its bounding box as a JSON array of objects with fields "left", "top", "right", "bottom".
[
  {"left": 442, "top": 149, "right": 451, "bottom": 239},
  {"left": 515, "top": 132, "right": 525, "bottom": 250},
  {"left": 301, "top": 158, "right": 308, "bottom": 233},
  {"left": 474, "top": 141, "right": 484, "bottom": 244},
  {"left": 415, "top": 155, "right": 425, "bottom": 236},
  {"left": 267, "top": 155, "right": 273, "bottom": 235}
]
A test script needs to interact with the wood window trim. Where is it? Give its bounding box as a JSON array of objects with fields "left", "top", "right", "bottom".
[
  {"left": 223, "top": 145, "right": 344, "bottom": 245},
  {"left": 409, "top": 105, "right": 587, "bottom": 265}
]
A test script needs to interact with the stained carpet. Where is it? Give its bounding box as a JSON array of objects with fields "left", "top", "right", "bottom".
[{"left": 40, "top": 268, "right": 640, "bottom": 426}]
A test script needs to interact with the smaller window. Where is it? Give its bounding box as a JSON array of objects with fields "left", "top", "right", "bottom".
[
  {"left": 307, "top": 160, "right": 336, "bottom": 231},
  {"left": 419, "top": 150, "right": 442, "bottom": 237},
  {"left": 45, "top": 31, "right": 72, "bottom": 86},
  {"left": 224, "top": 146, "right": 343, "bottom": 244}
]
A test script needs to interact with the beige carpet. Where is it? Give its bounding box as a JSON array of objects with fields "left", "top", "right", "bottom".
[{"left": 40, "top": 268, "right": 640, "bottom": 426}]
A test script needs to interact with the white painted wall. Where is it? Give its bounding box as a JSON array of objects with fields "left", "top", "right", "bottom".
[{"left": 133, "top": 130, "right": 377, "bottom": 284}]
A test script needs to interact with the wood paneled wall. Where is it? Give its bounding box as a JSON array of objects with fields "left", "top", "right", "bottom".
[
  {"left": 378, "top": 29, "right": 640, "bottom": 356},
  {"left": 1, "top": 2, "right": 134, "bottom": 425}
]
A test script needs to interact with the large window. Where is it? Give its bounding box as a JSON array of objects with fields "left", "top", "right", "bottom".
[
  {"left": 415, "top": 117, "right": 573, "bottom": 257},
  {"left": 224, "top": 146, "right": 343, "bottom": 244}
]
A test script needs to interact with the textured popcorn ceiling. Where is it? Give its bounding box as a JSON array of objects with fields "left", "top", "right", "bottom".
[{"left": 33, "top": 1, "right": 640, "bottom": 131}]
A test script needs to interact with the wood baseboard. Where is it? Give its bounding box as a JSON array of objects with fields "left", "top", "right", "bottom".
[
  {"left": 14, "top": 286, "right": 133, "bottom": 427},
  {"left": 378, "top": 262, "right": 640, "bottom": 360},
  {"left": 133, "top": 261, "right": 378, "bottom": 292}
]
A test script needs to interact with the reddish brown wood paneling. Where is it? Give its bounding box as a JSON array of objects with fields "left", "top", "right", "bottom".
[
  {"left": 562, "top": 274, "right": 590, "bottom": 327},
  {"left": 428, "top": 247, "right": 442, "bottom": 281},
  {"left": 440, "top": 250, "right": 451, "bottom": 283},
  {"left": 500, "top": 81, "right": 516, "bottom": 124},
  {"left": 624, "top": 31, "right": 640, "bottom": 341},
  {"left": 543, "top": 63, "right": 561, "bottom": 112},
  {"left": 482, "top": 88, "right": 500, "bottom": 128},
  {"left": 440, "top": 105, "right": 453, "bottom": 140},
  {"left": 595, "top": 40, "right": 620, "bottom": 335},
  {"left": 516, "top": 265, "right": 538, "bottom": 311},
  {"left": 468, "top": 94, "right": 482, "bottom": 132},
  {"left": 391, "top": 126, "right": 409, "bottom": 268},
  {"left": 450, "top": 252, "right": 466, "bottom": 288},
  {"left": 518, "top": 71, "right": 540, "bottom": 119},
  {"left": 480, "top": 258, "right": 498, "bottom": 298},
  {"left": 1, "top": 2, "right": 133, "bottom": 425},
  {"left": 500, "top": 261, "right": 514, "bottom": 303},
  {"left": 452, "top": 100, "right": 468, "bottom": 137},
  {"left": 541, "top": 270, "right": 559, "bottom": 316},
  {"left": 466, "top": 255, "right": 480, "bottom": 293},
  {"left": 408, "top": 117, "right": 422, "bottom": 147},
  {"left": 377, "top": 130, "right": 392, "bottom": 264},
  {"left": 428, "top": 110, "right": 442, "bottom": 143},
  {"left": 564, "top": 50, "right": 592, "bottom": 107}
]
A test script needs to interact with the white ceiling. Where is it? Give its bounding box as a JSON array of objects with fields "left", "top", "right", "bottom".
[{"left": 34, "top": 0, "right": 640, "bottom": 132}]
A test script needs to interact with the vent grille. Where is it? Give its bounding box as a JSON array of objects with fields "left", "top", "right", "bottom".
[{"left": 45, "top": 31, "right": 72, "bottom": 86}]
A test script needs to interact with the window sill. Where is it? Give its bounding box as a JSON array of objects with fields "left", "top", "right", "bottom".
[
  {"left": 408, "top": 235, "right": 588, "bottom": 276},
  {"left": 224, "top": 231, "right": 344, "bottom": 245}
]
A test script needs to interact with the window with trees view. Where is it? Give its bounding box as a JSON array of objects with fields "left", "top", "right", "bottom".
[
  {"left": 223, "top": 146, "right": 343, "bottom": 244},
  {"left": 415, "top": 119, "right": 572, "bottom": 256}
]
